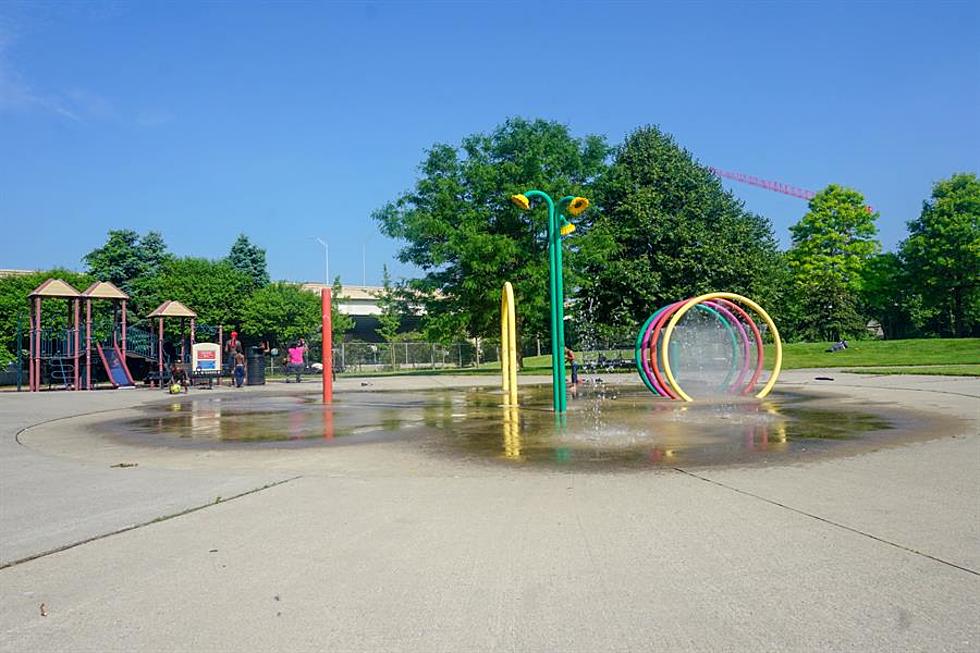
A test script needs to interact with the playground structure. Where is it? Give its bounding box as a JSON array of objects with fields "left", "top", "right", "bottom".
[
  {"left": 147, "top": 300, "right": 197, "bottom": 382},
  {"left": 635, "top": 292, "right": 782, "bottom": 402},
  {"left": 24, "top": 277, "right": 226, "bottom": 392},
  {"left": 500, "top": 282, "right": 518, "bottom": 407}
]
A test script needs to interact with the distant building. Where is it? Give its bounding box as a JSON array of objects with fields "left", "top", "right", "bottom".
[
  {"left": 0, "top": 269, "right": 36, "bottom": 278},
  {"left": 300, "top": 282, "right": 421, "bottom": 342}
]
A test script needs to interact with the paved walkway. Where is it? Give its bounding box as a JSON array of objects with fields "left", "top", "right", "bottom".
[{"left": 1, "top": 372, "right": 978, "bottom": 651}]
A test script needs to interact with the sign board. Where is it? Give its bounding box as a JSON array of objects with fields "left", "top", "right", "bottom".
[{"left": 192, "top": 343, "right": 221, "bottom": 371}]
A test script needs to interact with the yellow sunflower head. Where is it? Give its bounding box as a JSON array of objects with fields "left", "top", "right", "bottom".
[
  {"left": 560, "top": 222, "right": 576, "bottom": 237},
  {"left": 510, "top": 194, "right": 530, "bottom": 211},
  {"left": 567, "top": 196, "right": 589, "bottom": 216}
]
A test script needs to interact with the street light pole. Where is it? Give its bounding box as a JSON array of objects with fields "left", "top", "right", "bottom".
[{"left": 315, "top": 237, "right": 330, "bottom": 286}]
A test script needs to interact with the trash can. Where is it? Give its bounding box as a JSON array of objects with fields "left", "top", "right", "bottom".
[{"left": 246, "top": 347, "right": 266, "bottom": 386}]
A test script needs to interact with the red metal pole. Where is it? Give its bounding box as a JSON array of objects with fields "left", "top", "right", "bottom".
[
  {"left": 322, "top": 289, "right": 332, "bottom": 404},
  {"left": 86, "top": 299, "right": 92, "bottom": 390},
  {"left": 73, "top": 298, "right": 80, "bottom": 391}
]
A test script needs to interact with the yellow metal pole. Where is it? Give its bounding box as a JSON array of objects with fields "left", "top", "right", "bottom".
[{"left": 501, "top": 282, "right": 518, "bottom": 406}]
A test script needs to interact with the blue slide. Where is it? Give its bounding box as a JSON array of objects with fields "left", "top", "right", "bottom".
[{"left": 96, "top": 342, "right": 135, "bottom": 388}]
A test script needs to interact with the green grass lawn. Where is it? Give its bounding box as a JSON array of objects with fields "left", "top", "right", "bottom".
[
  {"left": 332, "top": 338, "right": 978, "bottom": 378},
  {"left": 766, "top": 338, "right": 980, "bottom": 369},
  {"left": 518, "top": 339, "right": 979, "bottom": 371}
]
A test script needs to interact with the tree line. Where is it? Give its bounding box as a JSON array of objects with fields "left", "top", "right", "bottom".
[
  {"left": 0, "top": 233, "right": 357, "bottom": 366},
  {"left": 375, "top": 118, "right": 979, "bottom": 345}
]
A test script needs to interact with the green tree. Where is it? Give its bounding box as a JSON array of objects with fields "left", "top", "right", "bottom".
[
  {"left": 900, "top": 173, "right": 980, "bottom": 337},
  {"left": 131, "top": 257, "right": 253, "bottom": 329},
  {"left": 83, "top": 230, "right": 170, "bottom": 303},
  {"left": 330, "top": 276, "right": 356, "bottom": 343},
  {"left": 786, "top": 185, "right": 880, "bottom": 341},
  {"left": 374, "top": 117, "right": 609, "bottom": 342},
  {"left": 576, "top": 126, "right": 781, "bottom": 337},
  {"left": 374, "top": 265, "right": 402, "bottom": 369},
  {"left": 226, "top": 234, "right": 270, "bottom": 290},
  {"left": 240, "top": 282, "right": 321, "bottom": 347},
  {"left": 0, "top": 269, "right": 94, "bottom": 366},
  {"left": 860, "top": 253, "right": 913, "bottom": 339}
]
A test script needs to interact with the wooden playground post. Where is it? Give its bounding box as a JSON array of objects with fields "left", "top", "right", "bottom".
[
  {"left": 121, "top": 299, "right": 127, "bottom": 358},
  {"left": 28, "top": 300, "right": 35, "bottom": 392},
  {"left": 157, "top": 317, "right": 164, "bottom": 381},
  {"left": 73, "top": 298, "right": 80, "bottom": 391},
  {"left": 86, "top": 299, "right": 92, "bottom": 391},
  {"left": 322, "top": 288, "right": 332, "bottom": 404},
  {"left": 34, "top": 297, "right": 41, "bottom": 392}
]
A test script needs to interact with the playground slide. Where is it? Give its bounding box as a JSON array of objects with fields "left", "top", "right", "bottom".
[{"left": 96, "top": 342, "right": 136, "bottom": 388}]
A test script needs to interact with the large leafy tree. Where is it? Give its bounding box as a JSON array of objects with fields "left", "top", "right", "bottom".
[
  {"left": 226, "top": 234, "right": 270, "bottom": 291},
  {"left": 786, "top": 185, "right": 880, "bottom": 341},
  {"left": 900, "top": 173, "right": 980, "bottom": 337},
  {"left": 83, "top": 230, "right": 170, "bottom": 305},
  {"left": 374, "top": 117, "right": 609, "bottom": 342},
  {"left": 131, "top": 257, "right": 253, "bottom": 329},
  {"left": 240, "top": 282, "right": 321, "bottom": 347},
  {"left": 575, "top": 126, "right": 781, "bottom": 339}
]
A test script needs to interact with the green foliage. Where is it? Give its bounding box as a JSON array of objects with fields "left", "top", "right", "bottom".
[
  {"left": 786, "top": 185, "right": 880, "bottom": 340},
  {"left": 900, "top": 173, "right": 980, "bottom": 336},
  {"left": 131, "top": 257, "right": 253, "bottom": 329},
  {"left": 374, "top": 117, "right": 609, "bottom": 340},
  {"left": 375, "top": 265, "right": 401, "bottom": 343},
  {"left": 240, "top": 282, "right": 321, "bottom": 347},
  {"left": 226, "top": 234, "right": 270, "bottom": 291},
  {"left": 83, "top": 230, "right": 170, "bottom": 305},
  {"left": 330, "top": 276, "right": 356, "bottom": 342},
  {"left": 0, "top": 269, "right": 94, "bottom": 366},
  {"left": 575, "top": 126, "right": 781, "bottom": 336}
]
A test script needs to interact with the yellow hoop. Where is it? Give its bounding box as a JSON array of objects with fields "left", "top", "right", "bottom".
[{"left": 660, "top": 292, "right": 782, "bottom": 402}]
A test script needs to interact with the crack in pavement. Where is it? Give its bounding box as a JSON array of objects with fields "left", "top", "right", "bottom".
[
  {"left": 672, "top": 466, "right": 979, "bottom": 578},
  {"left": 0, "top": 476, "right": 301, "bottom": 570}
]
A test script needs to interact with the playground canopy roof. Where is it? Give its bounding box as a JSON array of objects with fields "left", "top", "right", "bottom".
[
  {"left": 29, "top": 278, "right": 82, "bottom": 298},
  {"left": 81, "top": 281, "right": 129, "bottom": 300},
  {"left": 147, "top": 300, "right": 197, "bottom": 318}
]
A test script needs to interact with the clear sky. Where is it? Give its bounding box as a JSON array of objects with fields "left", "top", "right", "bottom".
[{"left": 1, "top": 1, "right": 977, "bottom": 284}]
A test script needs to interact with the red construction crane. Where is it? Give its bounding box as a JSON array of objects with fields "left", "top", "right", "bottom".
[{"left": 708, "top": 166, "right": 874, "bottom": 213}]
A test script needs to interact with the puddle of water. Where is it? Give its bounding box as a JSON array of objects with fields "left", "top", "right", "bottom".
[{"left": 100, "top": 383, "right": 935, "bottom": 470}]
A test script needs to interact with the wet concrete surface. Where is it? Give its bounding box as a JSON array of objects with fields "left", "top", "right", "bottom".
[
  {"left": 101, "top": 383, "right": 946, "bottom": 470},
  {"left": 2, "top": 373, "right": 978, "bottom": 652}
]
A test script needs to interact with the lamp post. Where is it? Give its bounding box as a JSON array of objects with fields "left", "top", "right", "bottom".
[
  {"left": 314, "top": 237, "right": 330, "bottom": 286},
  {"left": 510, "top": 191, "right": 589, "bottom": 413}
]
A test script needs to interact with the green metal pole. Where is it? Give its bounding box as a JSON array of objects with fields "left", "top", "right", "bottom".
[
  {"left": 525, "top": 190, "right": 563, "bottom": 413},
  {"left": 552, "top": 209, "right": 567, "bottom": 413}
]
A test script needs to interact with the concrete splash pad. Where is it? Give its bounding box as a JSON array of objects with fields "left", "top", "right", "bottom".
[{"left": 95, "top": 383, "right": 942, "bottom": 470}]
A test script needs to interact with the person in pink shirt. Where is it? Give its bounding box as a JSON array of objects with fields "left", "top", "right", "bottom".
[{"left": 287, "top": 342, "right": 305, "bottom": 383}]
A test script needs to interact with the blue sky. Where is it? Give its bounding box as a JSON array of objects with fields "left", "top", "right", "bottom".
[{"left": 1, "top": 1, "right": 977, "bottom": 284}]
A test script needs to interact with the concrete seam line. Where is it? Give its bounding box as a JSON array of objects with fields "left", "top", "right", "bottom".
[
  {"left": 672, "top": 467, "right": 980, "bottom": 578},
  {"left": 12, "top": 405, "right": 149, "bottom": 447},
  {"left": 0, "top": 476, "right": 302, "bottom": 571}
]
